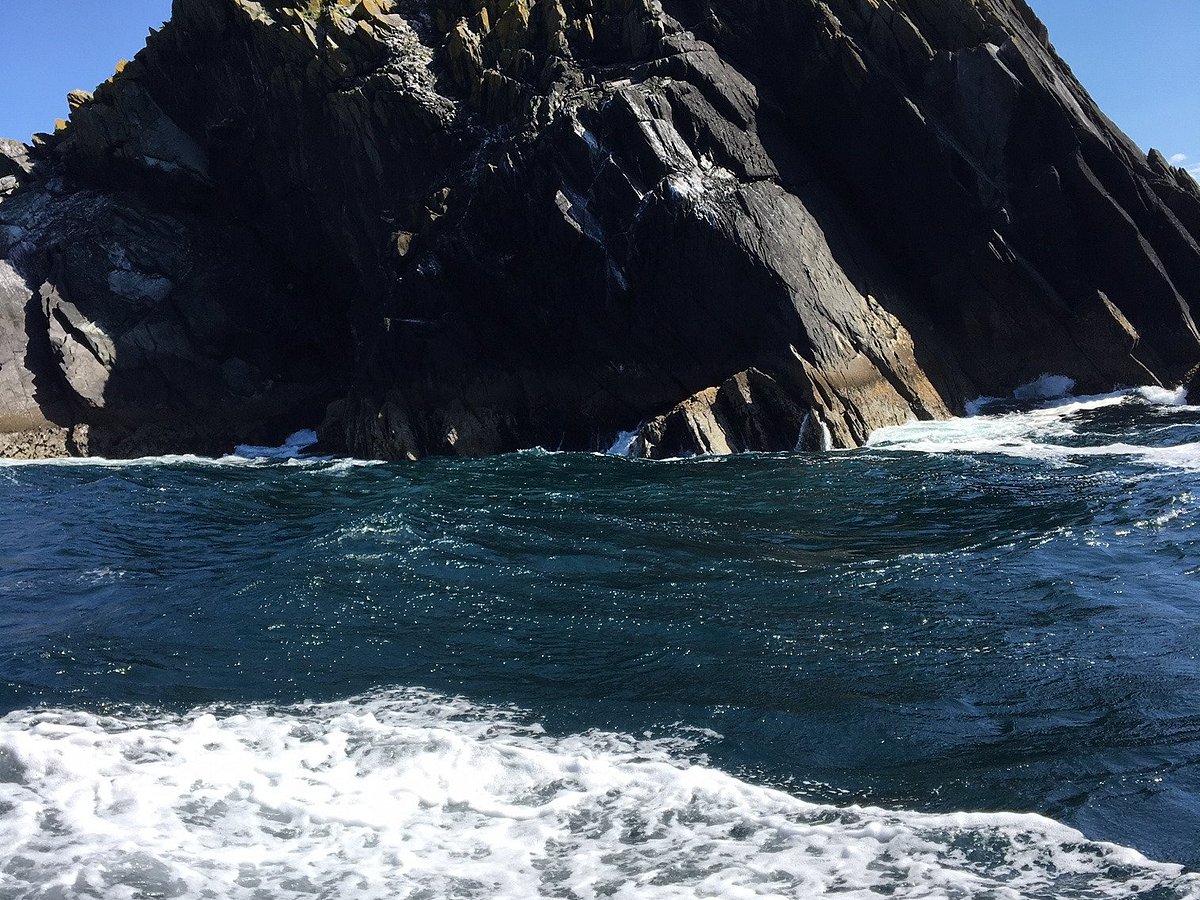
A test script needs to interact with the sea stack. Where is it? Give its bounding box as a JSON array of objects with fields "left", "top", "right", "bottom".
[{"left": 1, "top": 0, "right": 1199, "bottom": 460}]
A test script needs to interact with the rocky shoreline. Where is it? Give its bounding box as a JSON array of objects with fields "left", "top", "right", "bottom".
[{"left": 2, "top": 0, "right": 1199, "bottom": 460}]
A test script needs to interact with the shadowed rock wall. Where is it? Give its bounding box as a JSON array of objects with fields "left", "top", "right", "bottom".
[{"left": 1, "top": 0, "right": 1198, "bottom": 459}]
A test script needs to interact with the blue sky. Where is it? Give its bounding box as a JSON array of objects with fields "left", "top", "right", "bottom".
[
  {"left": 0, "top": 0, "right": 172, "bottom": 140},
  {"left": 0, "top": 1, "right": 1196, "bottom": 176},
  {"left": 1030, "top": 1, "right": 1200, "bottom": 178}
]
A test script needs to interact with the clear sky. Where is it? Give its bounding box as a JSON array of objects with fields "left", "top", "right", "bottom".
[
  {"left": 1030, "top": 1, "right": 1200, "bottom": 178},
  {"left": 0, "top": 1, "right": 173, "bottom": 140},
  {"left": 0, "top": 1, "right": 1196, "bottom": 177}
]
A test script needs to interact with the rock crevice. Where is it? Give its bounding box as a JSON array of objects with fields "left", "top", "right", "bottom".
[{"left": 1, "top": 0, "right": 1198, "bottom": 459}]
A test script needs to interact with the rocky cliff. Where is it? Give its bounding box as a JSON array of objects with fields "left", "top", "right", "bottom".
[{"left": 2, "top": 0, "right": 1199, "bottom": 460}]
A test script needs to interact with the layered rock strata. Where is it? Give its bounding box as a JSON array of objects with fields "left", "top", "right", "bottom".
[{"left": 1, "top": 0, "right": 1198, "bottom": 459}]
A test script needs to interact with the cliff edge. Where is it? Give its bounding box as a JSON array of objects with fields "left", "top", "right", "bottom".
[{"left": 2, "top": 0, "right": 1199, "bottom": 459}]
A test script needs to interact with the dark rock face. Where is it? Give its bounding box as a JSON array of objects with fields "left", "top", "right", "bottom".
[{"left": 1, "top": 0, "right": 1199, "bottom": 459}]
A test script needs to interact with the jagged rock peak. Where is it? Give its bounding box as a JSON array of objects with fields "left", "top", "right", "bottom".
[{"left": 0, "top": 0, "right": 1198, "bottom": 460}]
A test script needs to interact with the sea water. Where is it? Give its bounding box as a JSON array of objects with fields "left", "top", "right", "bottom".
[{"left": 1, "top": 385, "right": 1199, "bottom": 898}]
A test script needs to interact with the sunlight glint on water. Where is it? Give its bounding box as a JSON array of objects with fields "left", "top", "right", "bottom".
[{"left": 1, "top": 385, "right": 1199, "bottom": 897}]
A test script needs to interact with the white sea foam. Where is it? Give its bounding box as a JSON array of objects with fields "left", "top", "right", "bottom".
[
  {"left": 234, "top": 428, "right": 320, "bottom": 460},
  {"left": 606, "top": 429, "right": 639, "bottom": 457},
  {"left": 0, "top": 430, "right": 385, "bottom": 472},
  {"left": 1013, "top": 374, "right": 1077, "bottom": 401},
  {"left": 0, "top": 689, "right": 1194, "bottom": 900},
  {"left": 0, "top": 451, "right": 250, "bottom": 469},
  {"left": 0, "top": 453, "right": 384, "bottom": 471},
  {"left": 868, "top": 384, "right": 1200, "bottom": 469}
]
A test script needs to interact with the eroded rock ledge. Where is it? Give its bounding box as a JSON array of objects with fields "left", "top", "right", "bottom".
[{"left": 2, "top": 0, "right": 1199, "bottom": 460}]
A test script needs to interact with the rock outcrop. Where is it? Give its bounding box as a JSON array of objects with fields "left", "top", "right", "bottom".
[{"left": 2, "top": 0, "right": 1199, "bottom": 459}]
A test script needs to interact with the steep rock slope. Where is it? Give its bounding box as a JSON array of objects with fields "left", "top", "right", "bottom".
[{"left": 1, "top": 0, "right": 1198, "bottom": 459}]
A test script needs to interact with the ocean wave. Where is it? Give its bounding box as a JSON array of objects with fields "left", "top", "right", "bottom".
[
  {"left": 0, "top": 688, "right": 1194, "bottom": 899},
  {"left": 0, "top": 430, "right": 384, "bottom": 472},
  {"left": 868, "top": 383, "right": 1200, "bottom": 469},
  {"left": 233, "top": 428, "right": 322, "bottom": 460}
]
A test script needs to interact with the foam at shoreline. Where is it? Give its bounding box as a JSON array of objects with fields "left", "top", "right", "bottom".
[{"left": 868, "top": 384, "right": 1200, "bottom": 469}]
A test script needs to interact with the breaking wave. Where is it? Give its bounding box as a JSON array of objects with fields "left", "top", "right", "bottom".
[
  {"left": 868, "top": 383, "right": 1200, "bottom": 469},
  {"left": 0, "top": 689, "right": 1195, "bottom": 899}
]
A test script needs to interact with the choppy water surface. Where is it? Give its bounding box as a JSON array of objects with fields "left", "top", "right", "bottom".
[{"left": 2, "top": 386, "right": 1200, "bottom": 898}]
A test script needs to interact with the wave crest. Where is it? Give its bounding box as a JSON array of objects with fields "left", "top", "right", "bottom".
[{"left": 0, "top": 689, "right": 1194, "bottom": 899}]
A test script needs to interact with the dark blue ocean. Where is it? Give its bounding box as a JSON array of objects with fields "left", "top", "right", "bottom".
[{"left": 2, "top": 385, "right": 1199, "bottom": 898}]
